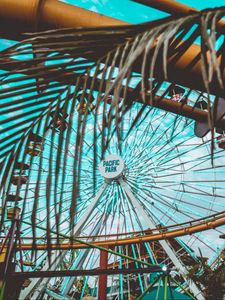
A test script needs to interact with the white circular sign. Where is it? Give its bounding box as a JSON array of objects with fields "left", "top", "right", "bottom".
[{"left": 99, "top": 155, "right": 125, "bottom": 179}]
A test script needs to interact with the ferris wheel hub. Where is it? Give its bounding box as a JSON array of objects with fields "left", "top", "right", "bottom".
[{"left": 99, "top": 154, "right": 125, "bottom": 180}]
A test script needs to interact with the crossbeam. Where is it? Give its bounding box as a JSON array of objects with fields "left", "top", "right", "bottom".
[
  {"left": 132, "top": 0, "right": 224, "bottom": 28},
  {"left": 10, "top": 267, "right": 163, "bottom": 279},
  {"left": 0, "top": 0, "right": 128, "bottom": 40}
]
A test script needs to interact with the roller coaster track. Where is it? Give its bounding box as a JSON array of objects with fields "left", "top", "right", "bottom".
[{"left": 15, "top": 210, "right": 225, "bottom": 251}]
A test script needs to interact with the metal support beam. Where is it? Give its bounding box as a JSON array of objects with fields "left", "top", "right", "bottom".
[
  {"left": 10, "top": 266, "right": 163, "bottom": 279},
  {"left": 19, "top": 183, "right": 107, "bottom": 300},
  {"left": 0, "top": 0, "right": 128, "bottom": 40},
  {"left": 131, "top": 0, "right": 225, "bottom": 30},
  {"left": 98, "top": 247, "right": 108, "bottom": 300},
  {"left": 132, "top": 0, "right": 197, "bottom": 15},
  {"left": 118, "top": 178, "right": 205, "bottom": 300},
  {"left": 61, "top": 224, "right": 103, "bottom": 297}
]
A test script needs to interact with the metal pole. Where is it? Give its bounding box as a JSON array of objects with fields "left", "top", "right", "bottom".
[
  {"left": 131, "top": 0, "right": 225, "bottom": 30},
  {"left": 0, "top": 0, "right": 128, "bottom": 39},
  {"left": 132, "top": 0, "right": 197, "bottom": 15},
  {"left": 0, "top": 211, "right": 23, "bottom": 300},
  {"left": 98, "top": 247, "right": 108, "bottom": 300},
  {"left": 163, "top": 275, "right": 168, "bottom": 300},
  {"left": 9, "top": 267, "right": 163, "bottom": 279}
]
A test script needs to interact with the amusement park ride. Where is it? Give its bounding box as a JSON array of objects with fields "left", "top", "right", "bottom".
[{"left": 0, "top": 0, "right": 225, "bottom": 299}]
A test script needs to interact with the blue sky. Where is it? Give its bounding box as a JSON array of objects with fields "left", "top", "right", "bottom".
[{"left": 61, "top": 0, "right": 225, "bottom": 23}]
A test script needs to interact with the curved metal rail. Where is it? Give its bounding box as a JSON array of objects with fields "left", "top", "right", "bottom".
[{"left": 16, "top": 210, "right": 225, "bottom": 250}]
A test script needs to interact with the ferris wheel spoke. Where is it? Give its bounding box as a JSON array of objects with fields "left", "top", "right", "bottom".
[
  {"left": 187, "top": 232, "right": 218, "bottom": 253},
  {"left": 145, "top": 185, "right": 219, "bottom": 215},
  {"left": 125, "top": 129, "right": 170, "bottom": 168},
  {"left": 139, "top": 177, "right": 224, "bottom": 209},
  {"left": 127, "top": 179, "right": 214, "bottom": 234},
  {"left": 122, "top": 112, "right": 170, "bottom": 164},
  {"left": 126, "top": 177, "right": 204, "bottom": 221},
  {"left": 184, "top": 154, "right": 225, "bottom": 172},
  {"left": 157, "top": 141, "right": 211, "bottom": 167},
  {"left": 147, "top": 119, "right": 194, "bottom": 156},
  {"left": 127, "top": 133, "right": 195, "bottom": 172},
  {"left": 124, "top": 111, "right": 155, "bottom": 149},
  {"left": 25, "top": 180, "right": 104, "bottom": 237}
]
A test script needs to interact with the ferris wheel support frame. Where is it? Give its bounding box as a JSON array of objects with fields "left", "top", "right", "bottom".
[
  {"left": 118, "top": 178, "right": 204, "bottom": 300},
  {"left": 19, "top": 183, "right": 107, "bottom": 300},
  {"left": 17, "top": 174, "right": 209, "bottom": 299}
]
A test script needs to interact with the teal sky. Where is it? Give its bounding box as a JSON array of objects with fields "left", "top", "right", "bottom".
[{"left": 61, "top": 0, "right": 225, "bottom": 23}]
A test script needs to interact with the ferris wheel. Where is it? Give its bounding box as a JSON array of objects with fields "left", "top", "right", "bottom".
[
  {"left": 0, "top": 6, "right": 225, "bottom": 298},
  {"left": 2, "top": 96, "right": 225, "bottom": 300}
]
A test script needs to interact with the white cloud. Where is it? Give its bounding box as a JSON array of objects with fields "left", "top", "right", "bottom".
[{"left": 89, "top": 5, "right": 98, "bottom": 13}]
